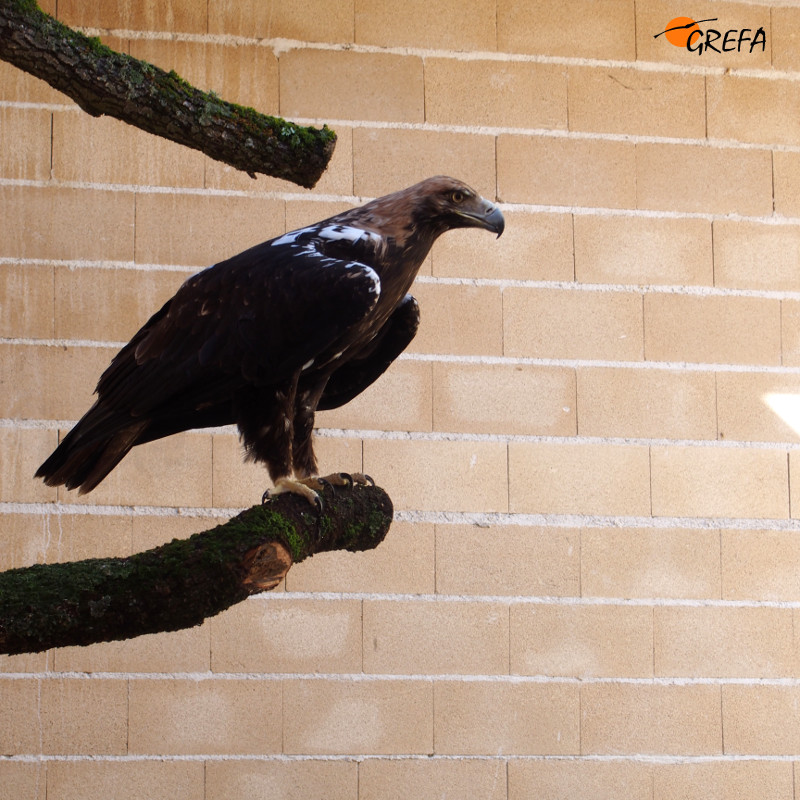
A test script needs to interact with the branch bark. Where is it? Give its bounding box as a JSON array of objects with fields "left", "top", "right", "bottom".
[
  {"left": 0, "top": 0, "right": 336, "bottom": 188},
  {"left": 0, "top": 482, "right": 392, "bottom": 655}
]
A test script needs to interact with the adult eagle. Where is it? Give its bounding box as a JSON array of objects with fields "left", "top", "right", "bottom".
[{"left": 36, "top": 176, "right": 504, "bottom": 505}]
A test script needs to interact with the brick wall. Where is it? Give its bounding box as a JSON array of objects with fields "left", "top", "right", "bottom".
[{"left": 2, "top": 0, "right": 800, "bottom": 797}]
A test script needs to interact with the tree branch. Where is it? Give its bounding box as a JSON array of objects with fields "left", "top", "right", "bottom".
[
  {"left": 0, "top": 482, "right": 393, "bottom": 655},
  {"left": 0, "top": 0, "right": 336, "bottom": 188}
]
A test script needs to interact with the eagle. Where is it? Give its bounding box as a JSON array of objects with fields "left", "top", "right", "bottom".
[{"left": 36, "top": 176, "right": 505, "bottom": 506}]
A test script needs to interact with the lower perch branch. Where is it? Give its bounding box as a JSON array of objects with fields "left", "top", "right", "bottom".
[{"left": 0, "top": 483, "right": 392, "bottom": 655}]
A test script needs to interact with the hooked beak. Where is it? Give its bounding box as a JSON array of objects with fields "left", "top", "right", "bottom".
[{"left": 457, "top": 199, "right": 505, "bottom": 238}]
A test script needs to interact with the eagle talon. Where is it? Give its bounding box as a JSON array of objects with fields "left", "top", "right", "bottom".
[
  {"left": 268, "top": 476, "right": 326, "bottom": 510},
  {"left": 261, "top": 488, "right": 272, "bottom": 505},
  {"left": 313, "top": 480, "right": 329, "bottom": 511},
  {"left": 307, "top": 476, "right": 331, "bottom": 501},
  {"left": 348, "top": 472, "right": 374, "bottom": 487},
  {"left": 315, "top": 471, "right": 375, "bottom": 489},
  {"left": 316, "top": 471, "right": 356, "bottom": 488}
]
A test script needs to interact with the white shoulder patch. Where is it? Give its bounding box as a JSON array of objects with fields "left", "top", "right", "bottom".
[
  {"left": 318, "top": 224, "right": 384, "bottom": 247},
  {"left": 317, "top": 224, "right": 364, "bottom": 243},
  {"left": 270, "top": 225, "right": 316, "bottom": 247},
  {"left": 273, "top": 223, "right": 385, "bottom": 254}
]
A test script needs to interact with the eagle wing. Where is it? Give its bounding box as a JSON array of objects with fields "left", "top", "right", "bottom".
[
  {"left": 35, "top": 228, "right": 382, "bottom": 492},
  {"left": 319, "top": 293, "right": 420, "bottom": 410},
  {"left": 96, "top": 230, "right": 382, "bottom": 419}
]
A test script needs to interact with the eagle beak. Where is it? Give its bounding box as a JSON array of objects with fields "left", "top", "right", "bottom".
[
  {"left": 459, "top": 199, "right": 505, "bottom": 238},
  {"left": 482, "top": 201, "right": 505, "bottom": 238}
]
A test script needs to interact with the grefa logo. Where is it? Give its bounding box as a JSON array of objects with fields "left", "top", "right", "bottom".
[{"left": 653, "top": 16, "right": 766, "bottom": 55}]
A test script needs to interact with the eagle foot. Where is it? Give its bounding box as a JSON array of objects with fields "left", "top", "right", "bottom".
[
  {"left": 318, "top": 471, "right": 374, "bottom": 488},
  {"left": 262, "top": 476, "right": 330, "bottom": 512},
  {"left": 260, "top": 473, "right": 375, "bottom": 511}
]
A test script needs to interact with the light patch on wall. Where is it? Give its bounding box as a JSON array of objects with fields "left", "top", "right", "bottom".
[{"left": 763, "top": 392, "right": 800, "bottom": 436}]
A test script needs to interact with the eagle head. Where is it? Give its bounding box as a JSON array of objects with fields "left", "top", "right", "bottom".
[{"left": 414, "top": 176, "right": 505, "bottom": 238}]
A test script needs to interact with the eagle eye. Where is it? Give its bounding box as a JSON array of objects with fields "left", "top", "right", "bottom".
[{"left": 450, "top": 190, "right": 466, "bottom": 204}]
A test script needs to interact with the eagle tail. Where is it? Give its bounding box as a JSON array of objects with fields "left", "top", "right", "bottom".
[{"left": 35, "top": 406, "right": 148, "bottom": 494}]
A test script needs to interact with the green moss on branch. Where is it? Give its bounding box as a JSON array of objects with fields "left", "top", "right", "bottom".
[
  {"left": 0, "top": 483, "right": 392, "bottom": 655},
  {"left": 0, "top": 0, "right": 336, "bottom": 187}
]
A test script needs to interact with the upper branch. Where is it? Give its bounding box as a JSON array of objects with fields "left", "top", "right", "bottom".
[
  {"left": 0, "top": 483, "right": 393, "bottom": 655},
  {"left": 0, "top": 0, "right": 336, "bottom": 188}
]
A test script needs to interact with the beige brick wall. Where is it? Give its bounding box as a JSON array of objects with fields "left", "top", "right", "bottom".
[{"left": 2, "top": 1, "right": 800, "bottom": 798}]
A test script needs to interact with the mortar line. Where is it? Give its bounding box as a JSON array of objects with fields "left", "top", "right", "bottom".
[
  {"left": 4, "top": 500, "right": 800, "bottom": 534},
  {"left": 7, "top": 670, "right": 800, "bottom": 686},
  {"left": 8, "top": 416, "right": 800, "bottom": 453},
  {"left": 5, "top": 176, "right": 800, "bottom": 227},
  {"left": 69, "top": 27, "right": 800, "bottom": 86},
  {"left": 5, "top": 752, "right": 800, "bottom": 764},
  {"left": 10, "top": 268, "right": 800, "bottom": 301},
  {"left": 4, "top": 590, "right": 800, "bottom": 612},
  {"left": 6, "top": 111, "right": 800, "bottom": 155}
]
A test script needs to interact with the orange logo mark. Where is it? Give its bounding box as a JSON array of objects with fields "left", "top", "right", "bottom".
[{"left": 663, "top": 16, "right": 700, "bottom": 47}]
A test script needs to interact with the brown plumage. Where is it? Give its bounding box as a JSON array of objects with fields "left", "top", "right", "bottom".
[{"left": 36, "top": 176, "right": 504, "bottom": 498}]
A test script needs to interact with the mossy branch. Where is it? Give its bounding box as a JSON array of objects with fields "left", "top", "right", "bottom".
[
  {"left": 0, "top": 0, "right": 336, "bottom": 188},
  {"left": 0, "top": 483, "right": 393, "bottom": 655}
]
